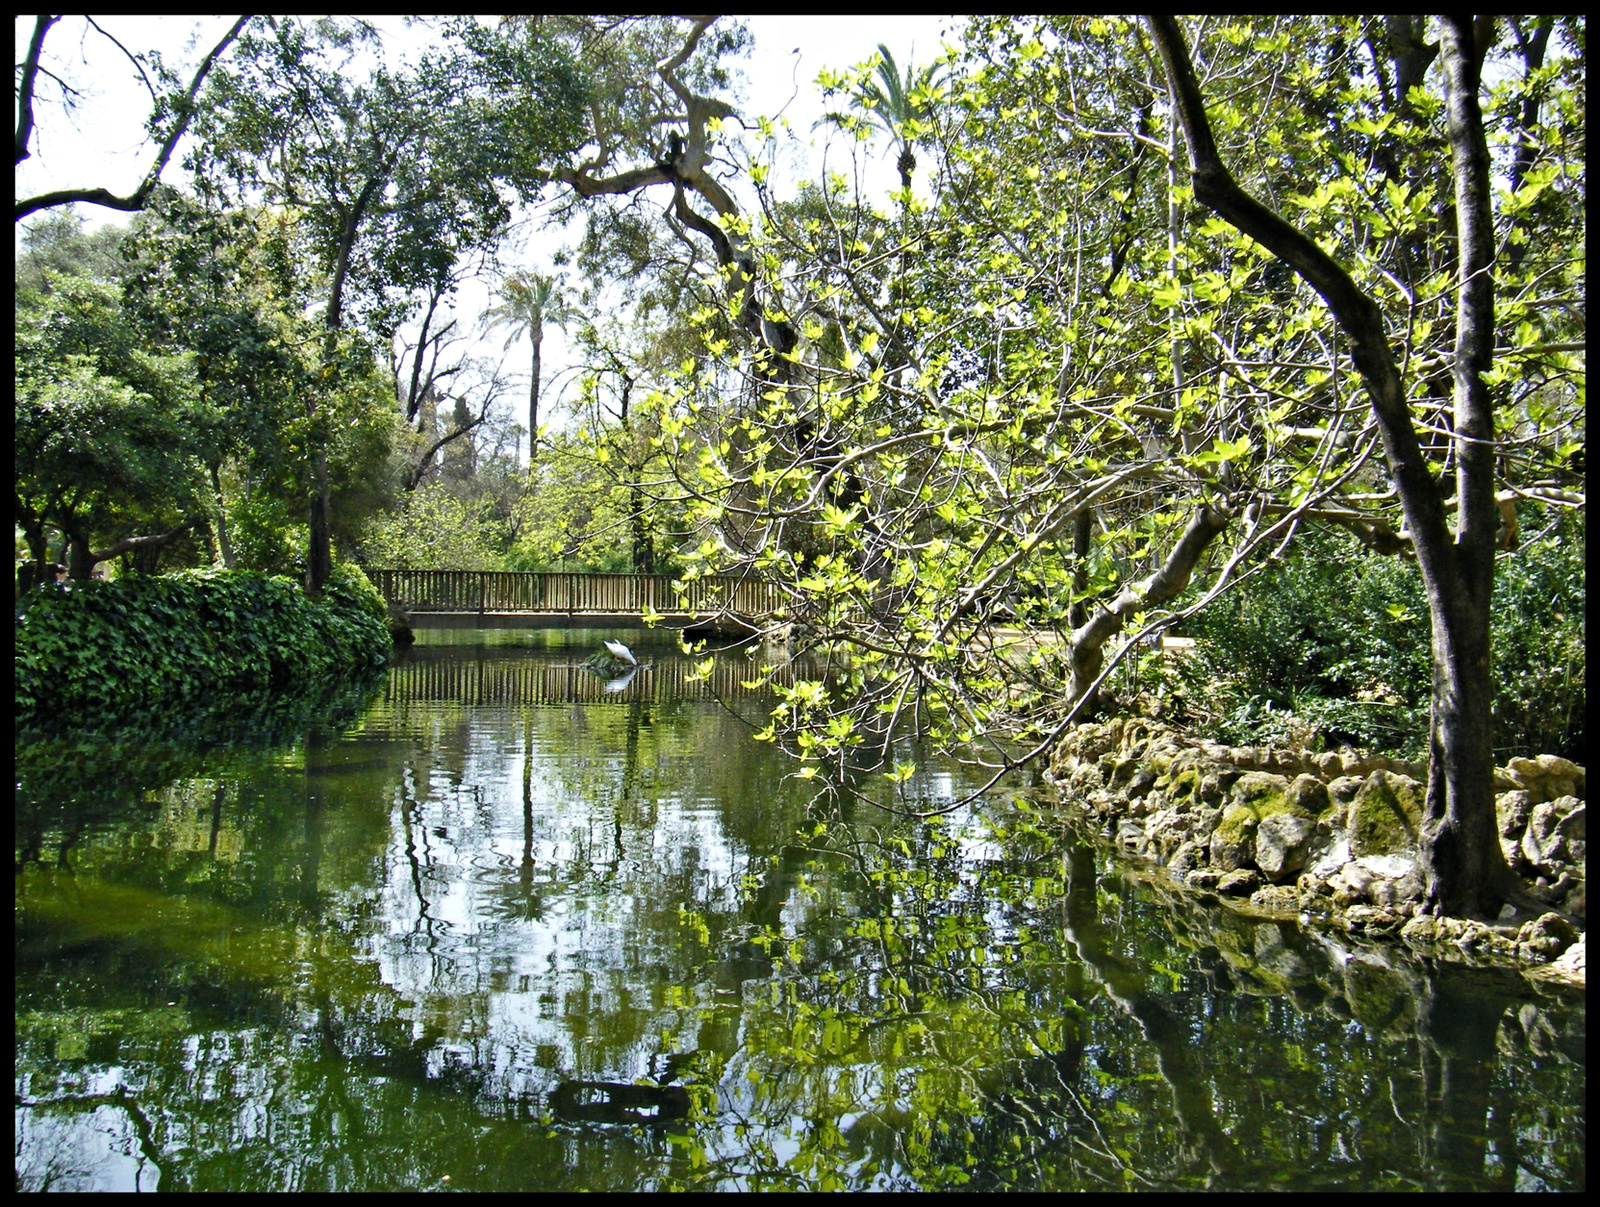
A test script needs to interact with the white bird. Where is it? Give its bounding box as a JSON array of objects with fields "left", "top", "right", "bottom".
[{"left": 603, "top": 639, "right": 638, "bottom": 667}]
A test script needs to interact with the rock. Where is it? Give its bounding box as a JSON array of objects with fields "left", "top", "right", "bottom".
[
  {"left": 1314, "top": 752, "right": 1345, "bottom": 778},
  {"left": 1210, "top": 804, "right": 1261, "bottom": 871},
  {"left": 1517, "top": 912, "right": 1580, "bottom": 960},
  {"left": 1401, "top": 914, "right": 1445, "bottom": 945},
  {"left": 1216, "top": 869, "right": 1264, "bottom": 897},
  {"left": 1297, "top": 871, "right": 1332, "bottom": 897},
  {"left": 1166, "top": 838, "right": 1206, "bottom": 875},
  {"left": 1187, "top": 869, "right": 1222, "bottom": 890},
  {"left": 1328, "top": 860, "right": 1379, "bottom": 907},
  {"left": 1342, "top": 755, "right": 1383, "bottom": 778},
  {"left": 1249, "top": 885, "right": 1304, "bottom": 916},
  {"left": 1555, "top": 798, "right": 1585, "bottom": 840},
  {"left": 1496, "top": 789, "right": 1534, "bottom": 838},
  {"left": 1508, "top": 755, "right": 1580, "bottom": 804},
  {"left": 1256, "top": 813, "right": 1317, "bottom": 883},
  {"left": 1344, "top": 904, "right": 1404, "bottom": 932},
  {"left": 1526, "top": 934, "right": 1585, "bottom": 988},
  {"left": 1522, "top": 797, "right": 1582, "bottom": 872},
  {"left": 1145, "top": 807, "right": 1188, "bottom": 860},
  {"left": 1309, "top": 834, "right": 1352, "bottom": 879},
  {"left": 1230, "top": 771, "right": 1292, "bottom": 812},
  {"left": 1328, "top": 775, "right": 1365, "bottom": 805},
  {"left": 1125, "top": 766, "right": 1158, "bottom": 797},
  {"left": 1072, "top": 763, "right": 1105, "bottom": 791},
  {"left": 1286, "top": 773, "right": 1331, "bottom": 816},
  {"left": 1354, "top": 853, "right": 1417, "bottom": 879},
  {"left": 1349, "top": 769, "right": 1423, "bottom": 856},
  {"left": 1114, "top": 818, "right": 1146, "bottom": 852}
]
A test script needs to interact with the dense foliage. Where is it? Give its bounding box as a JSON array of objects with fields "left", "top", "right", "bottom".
[
  {"left": 15, "top": 565, "right": 389, "bottom": 730},
  {"left": 1167, "top": 507, "right": 1585, "bottom": 762}
]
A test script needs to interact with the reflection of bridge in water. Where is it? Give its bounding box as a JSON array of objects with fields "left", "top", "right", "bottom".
[
  {"left": 383, "top": 651, "right": 789, "bottom": 708},
  {"left": 369, "top": 569, "right": 782, "bottom": 634}
]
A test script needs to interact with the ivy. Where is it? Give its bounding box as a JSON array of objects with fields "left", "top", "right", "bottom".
[{"left": 15, "top": 564, "right": 390, "bottom": 731}]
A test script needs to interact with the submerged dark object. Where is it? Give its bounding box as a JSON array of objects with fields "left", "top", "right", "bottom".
[{"left": 549, "top": 1079, "right": 690, "bottom": 1125}]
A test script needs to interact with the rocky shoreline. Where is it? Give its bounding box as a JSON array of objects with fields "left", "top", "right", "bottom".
[{"left": 1044, "top": 719, "right": 1586, "bottom": 989}]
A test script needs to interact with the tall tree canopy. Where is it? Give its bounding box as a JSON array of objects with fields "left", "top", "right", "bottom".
[{"left": 186, "top": 15, "right": 589, "bottom": 590}]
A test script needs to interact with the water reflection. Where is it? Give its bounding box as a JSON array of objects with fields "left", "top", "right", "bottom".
[{"left": 15, "top": 635, "right": 1585, "bottom": 1191}]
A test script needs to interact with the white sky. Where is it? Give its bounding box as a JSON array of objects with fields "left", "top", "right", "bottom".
[{"left": 15, "top": 15, "right": 962, "bottom": 449}]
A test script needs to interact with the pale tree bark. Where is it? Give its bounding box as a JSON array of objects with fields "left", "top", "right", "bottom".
[
  {"left": 1145, "top": 15, "right": 1515, "bottom": 917},
  {"left": 553, "top": 17, "right": 783, "bottom": 353}
]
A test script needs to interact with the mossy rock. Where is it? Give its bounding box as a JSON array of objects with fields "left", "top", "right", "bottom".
[
  {"left": 1349, "top": 770, "right": 1423, "bottom": 856},
  {"left": 1164, "top": 765, "right": 1202, "bottom": 804},
  {"left": 1286, "top": 773, "right": 1330, "bottom": 816},
  {"left": 1229, "top": 772, "right": 1309, "bottom": 820},
  {"left": 1210, "top": 803, "right": 1261, "bottom": 871}
]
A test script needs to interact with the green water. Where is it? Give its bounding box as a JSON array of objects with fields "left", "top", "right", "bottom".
[{"left": 15, "top": 632, "right": 1585, "bottom": 1191}]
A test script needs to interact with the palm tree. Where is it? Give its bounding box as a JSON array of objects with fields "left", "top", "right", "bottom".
[
  {"left": 818, "top": 44, "right": 947, "bottom": 379},
  {"left": 483, "top": 271, "right": 579, "bottom": 467},
  {"left": 819, "top": 43, "right": 947, "bottom": 198}
]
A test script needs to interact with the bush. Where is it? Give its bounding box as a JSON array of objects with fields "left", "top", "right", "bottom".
[
  {"left": 1165, "top": 511, "right": 1585, "bottom": 762},
  {"left": 15, "top": 565, "right": 390, "bottom": 730}
]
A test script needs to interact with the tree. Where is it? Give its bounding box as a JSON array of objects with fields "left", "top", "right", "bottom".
[
  {"left": 818, "top": 42, "right": 947, "bottom": 196},
  {"left": 622, "top": 13, "right": 1581, "bottom": 907},
  {"left": 13, "top": 206, "right": 130, "bottom": 300},
  {"left": 1144, "top": 15, "right": 1581, "bottom": 916},
  {"left": 482, "top": 270, "right": 580, "bottom": 465},
  {"left": 15, "top": 15, "right": 252, "bottom": 221},
  {"left": 188, "top": 15, "right": 588, "bottom": 592},
  {"left": 15, "top": 276, "right": 213, "bottom": 579},
  {"left": 534, "top": 16, "right": 775, "bottom": 352}
]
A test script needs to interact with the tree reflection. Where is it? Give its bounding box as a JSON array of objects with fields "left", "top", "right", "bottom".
[{"left": 15, "top": 646, "right": 1586, "bottom": 1192}]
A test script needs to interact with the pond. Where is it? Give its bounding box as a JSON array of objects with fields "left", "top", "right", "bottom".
[{"left": 15, "top": 630, "right": 1586, "bottom": 1191}]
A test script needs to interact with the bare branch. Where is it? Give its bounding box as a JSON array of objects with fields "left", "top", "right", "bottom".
[{"left": 15, "top": 15, "right": 253, "bottom": 221}]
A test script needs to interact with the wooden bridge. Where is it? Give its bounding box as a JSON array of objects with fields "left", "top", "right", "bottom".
[{"left": 367, "top": 569, "right": 782, "bottom": 634}]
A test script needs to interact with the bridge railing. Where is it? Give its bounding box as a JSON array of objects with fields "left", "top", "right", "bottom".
[{"left": 367, "top": 569, "right": 782, "bottom": 618}]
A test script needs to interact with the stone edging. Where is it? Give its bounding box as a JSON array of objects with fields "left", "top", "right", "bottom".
[{"left": 1045, "top": 718, "right": 1586, "bottom": 987}]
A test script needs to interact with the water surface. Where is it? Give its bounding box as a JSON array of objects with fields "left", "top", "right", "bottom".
[{"left": 15, "top": 631, "right": 1585, "bottom": 1191}]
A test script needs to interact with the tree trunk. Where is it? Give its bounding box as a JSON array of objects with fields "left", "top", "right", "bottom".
[
  {"left": 528, "top": 322, "right": 543, "bottom": 468},
  {"left": 308, "top": 180, "right": 378, "bottom": 595},
  {"left": 1146, "top": 16, "right": 1513, "bottom": 917},
  {"left": 211, "top": 463, "right": 236, "bottom": 569},
  {"left": 307, "top": 448, "right": 333, "bottom": 596},
  {"left": 15, "top": 502, "right": 51, "bottom": 596},
  {"left": 1420, "top": 16, "right": 1506, "bottom": 917}
]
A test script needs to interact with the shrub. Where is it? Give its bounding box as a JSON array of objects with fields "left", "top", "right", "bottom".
[
  {"left": 15, "top": 565, "right": 390, "bottom": 730},
  {"left": 1164, "top": 510, "right": 1585, "bottom": 762}
]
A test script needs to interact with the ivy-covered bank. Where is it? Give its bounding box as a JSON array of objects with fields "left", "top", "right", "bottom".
[{"left": 15, "top": 566, "right": 390, "bottom": 731}]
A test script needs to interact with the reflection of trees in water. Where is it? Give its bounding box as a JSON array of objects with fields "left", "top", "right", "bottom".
[{"left": 15, "top": 673, "right": 1585, "bottom": 1192}]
